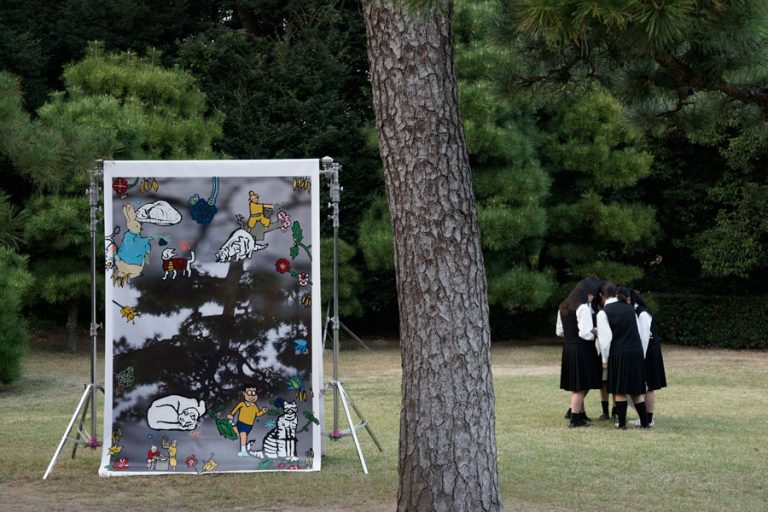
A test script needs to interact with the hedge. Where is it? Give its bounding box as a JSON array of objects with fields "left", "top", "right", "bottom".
[{"left": 650, "top": 293, "right": 768, "bottom": 349}]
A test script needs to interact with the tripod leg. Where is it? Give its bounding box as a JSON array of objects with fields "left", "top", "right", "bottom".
[
  {"left": 336, "top": 382, "right": 368, "bottom": 475},
  {"left": 339, "top": 321, "right": 372, "bottom": 351},
  {"left": 340, "top": 386, "right": 383, "bottom": 452},
  {"left": 43, "top": 385, "right": 93, "bottom": 480},
  {"left": 70, "top": 389, "right": 93, "bottom": 459}
]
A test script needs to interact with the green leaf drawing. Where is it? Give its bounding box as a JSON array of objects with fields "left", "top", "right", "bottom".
[
  {"left": 292, "top": 221, "right": 303, "bottom": 243},
  {"left": 290, "top": 245, "right": 299, "bottom": 260}
]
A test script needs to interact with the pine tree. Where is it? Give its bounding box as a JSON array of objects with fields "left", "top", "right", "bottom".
[
  {"left": 22, "top": 44, "right": 223, "bottom": 352},
  {"left": 363, "top": 0, "right": 502, "bottom": 509}
]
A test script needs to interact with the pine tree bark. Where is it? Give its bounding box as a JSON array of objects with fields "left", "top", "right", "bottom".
[{"left": 362, "top": 1, "right": 502, "bottom": 510}]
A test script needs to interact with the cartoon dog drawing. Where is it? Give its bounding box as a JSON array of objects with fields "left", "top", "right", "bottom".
[
  {"left": 113, "top": 205, "right": 152, "bottom": 287},
  {"left": 215, "top": 216, "right": 267, "bottom": 263},
  {"left": 161, "top": 248, "right": 195, "bottom": 280}
]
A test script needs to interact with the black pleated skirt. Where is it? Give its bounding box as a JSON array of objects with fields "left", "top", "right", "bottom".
[
  {"left": 607, "top": 346, "right": 646, "bottom": 395},
  {"left": 560, "top": 342, "right": 602, "bottom": 391},
  {"left": 645, "top": 339, "right": 667, "bottom": 390}
]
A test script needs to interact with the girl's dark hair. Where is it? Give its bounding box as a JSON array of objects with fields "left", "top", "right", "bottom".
[
  {"left": 559, "top": 275, "right": 602, "bottom": 317},
  {"left": 601, "top": 282, "right": 618, "bottom": 298},
  {"left": 617, "top": 286, "right": 631, "bottom": 303},
  {"left": 630, "top": 289, "right": 649, "bottom": 310}
]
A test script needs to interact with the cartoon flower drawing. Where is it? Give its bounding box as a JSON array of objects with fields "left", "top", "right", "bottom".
[
  {"left": 277, "top": 211, "right": 292, "bottom": 232},
  {"left": 298, "top": 272, "right": 310, "bottom": 286},
  {"left": 275, "top": 258, "right": 291, "bottom": 274},
  {"left": 185, "top": 454, "right": 198, "bottom": 468}
]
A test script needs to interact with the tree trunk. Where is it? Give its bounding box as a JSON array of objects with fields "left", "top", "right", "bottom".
[
  {"left": 66, "top": 300, "right": 78, "bottom": 353},
  {"left": 362, "top": 2, "right": 502, "bottom": 511}
]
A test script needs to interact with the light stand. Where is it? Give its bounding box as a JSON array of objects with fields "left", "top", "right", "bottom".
[
  {"left": 319, "top": 157, "right": 382, "bottom": 475},
  {"left": 43, "top": 162, "right": 105, "bottom": 480}
]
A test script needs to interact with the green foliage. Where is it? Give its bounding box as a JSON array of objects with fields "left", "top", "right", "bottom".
[
  {"left": 486, "top": 267, "right": 553, "bottom": 312},
  {"left": 453, "top": 0, "right": 554, "bottom": 313},
  {"left": 0, "top": 72, "right": 73, "bottom": 192},
  {"left": 39, "top": 42, "right": 223, "bottom": 161},
  {"left": 0, "top": 247, "right": 33, "bottom": 384},
  {"left": 544, "top": 91, "right": 658, "bottom": 284},
  {"left": 0, "top": 191, "right": 26, "bottom": 251},
  {"left": 358, "top": 195, "right": 394, "bottom": 272},
  {"left": 652, "top": 293, "right": 768, "bottom": 348},
  {"left": 694, "top": 183, "right": 768, "bottom": 278},
  {"left": 320, "top": 238, "right": 363, "bottom": 318}
]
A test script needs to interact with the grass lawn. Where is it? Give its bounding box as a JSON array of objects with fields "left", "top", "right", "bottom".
[{"left": 0, "top": 341, "right": 766, "bottom": 511}]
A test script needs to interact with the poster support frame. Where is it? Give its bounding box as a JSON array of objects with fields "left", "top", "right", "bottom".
[
  {"left": 43, "top": 162, "right": 105, "bottom": 480},
  {"left": 319, "top": 157, "right": 382, "bottom": 475}
]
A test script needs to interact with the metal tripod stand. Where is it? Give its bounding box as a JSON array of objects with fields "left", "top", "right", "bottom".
[
  {"left": 43, "top": 163, "right": 105, "bottom": 480},
  {"left": 319, "top": 157, "right": 382, "bottom": 475}
]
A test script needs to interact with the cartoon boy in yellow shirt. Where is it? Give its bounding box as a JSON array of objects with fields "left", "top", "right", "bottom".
[
  {"left": 227, "top": 386, "right": 269, "bottom": 456},
  {"left": 247, "top": 191, "right": 275, "bottom": 234}
]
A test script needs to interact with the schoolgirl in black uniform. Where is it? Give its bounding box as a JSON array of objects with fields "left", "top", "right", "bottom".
[
  {"left": 630, "top": 289, "right": 667, "bottom": 426},
  {"left": 556, "top": 276, "right": 603, "bottom": 428},
  {"left": 596, "top": 282, "right": 650, "bottom": 429}
]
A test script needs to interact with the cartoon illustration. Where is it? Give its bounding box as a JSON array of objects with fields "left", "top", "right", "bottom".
[
  {"left": 205, "top": 403, "right": 238, "bottom": 440},
  {"left": 300, "top": 294, "right": 312, "bottom": 308},
  {"left": 299, "top": 411, "right": 320, "bottom": 433},
  {"left": 105, "top": 226, "right": 120, "bottom": 269},
  {"left": 292, "top": 338, "right": 309, "bottom": 355},
  {"left": 135, "top": 200, "right": 182, "bottom": 226},
  {"left": 140, "top": 177, "right": 159, "bottom": 194},
  {"left": 161, "top": 248, "right": 196, "bottom": 280},
  {"left": 277, "top": 211, "right": 292, "bottom": 232},
  {"left": 112, "top": 204, "right": 152, "bottom": 286},
  {"left": 292, "top": 177, "right": 311, "bottom": 193},
  {"left": 304, "top": 448, "right": 314, "bottom": 467},
  {"left": 247, "top": 399, "right": 299, "bottom": 460},
  {"left": 188, "top": 177, "right": 220, "bottom": 224},
  {"left": 275, "top": 258, "right": 313, "bottom": 287},
  {"left": 287, "top": 376, "right": 308, "bottom": 402},
  {"left": 113, "top": 301, "right": 140, "bottom": 324},
  {"left": 147, "top": 395, "right": 206, "bottom": 431},
  {"left": 115, "top": 366, "right": 135, "bottom": 394},
  {"left": 113, "top": 457, "right": 129, "bottom": 470},
  {"left": 108, "top": 428, "right": 124, "bottom": 456},
  {"left": 287, "top": 221, "right": 312, "bottom": 261},
  {"left": 246, "top": 191, "right": 276, "bottom": 239},
  {"left": 146, "top": 445, "right": 163, "bottom": 470},
  {"left": 227, "top": 386, "right": 269, "bottom": 457},
  {"left": 161, "top": 435, "right": 178, "bottom": 471},
  {"left": 216, "top": 215, "right": 267, "bottom": 263},
  {"left": 185, "top": 454, "right": 198, "bottom": 469},
  {"left": 201, "top": 454, "right": 218, "bottom": 473}
]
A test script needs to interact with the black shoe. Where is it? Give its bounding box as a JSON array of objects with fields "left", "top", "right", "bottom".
[
  {"left": 564, "top": 408, "right": 572, "bottom": 419},
  {"left": 569, "top": 417, "right": 591, "bottom": 428},
  {"left": 598, "top": 413, "right": 611, "bottom": 421},
  {"left": 582, "top": 412, "right": 592, "bottom": 422},
  {"left": 615, "top": 423, "right": 627, "bottom": 430}
]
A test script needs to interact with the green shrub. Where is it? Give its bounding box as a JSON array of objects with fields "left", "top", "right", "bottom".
[
  {"left": 650, "top": 293, "right": 768, "bottom": 349},
  {"left": 0, "top": 247, "right": 33, "bottom": 384}
]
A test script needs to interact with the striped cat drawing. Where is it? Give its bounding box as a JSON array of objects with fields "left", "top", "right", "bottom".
[{"left": 248, "top": 401, "right": 298, "bottom": 460}]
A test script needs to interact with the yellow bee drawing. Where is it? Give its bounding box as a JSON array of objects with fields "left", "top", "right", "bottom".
[
  {"left": 300, "top": 294, "right": 311, "bottom": 308},
  {"left": 140, "top": 178, "right": 159, "bottom": 193},
  {"left": 112, "top": 428, "right": 122, "bottom": 444},
  {"left": 292, "top": 177, "right": 311, "bottom": 193},
  {"left": 201, "top": 457, "right": 218, "bottom": 472},
  {"left": 113, "top": 301, "right": 140, "bottom": 323}
]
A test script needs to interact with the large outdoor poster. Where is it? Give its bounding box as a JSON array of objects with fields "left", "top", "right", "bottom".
[{"left": 99, "top": 160, "right": 321, "bottom": 475}]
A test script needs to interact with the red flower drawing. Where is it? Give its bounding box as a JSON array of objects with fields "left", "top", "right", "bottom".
[
  {"left": 185, "top": 454, "right": 198, "bottom": 468},
  {"left": 275, "top": 258, "right": 291, "bottom": 274},
  {"left": 298, "top": 272, "right": 310, "bottom": 286},
  {"left": 112, "top": 178, "right": 128, "bottom": 196},
  {"left": 113, "top": 457, "right": 129, "bottom": 470}
]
